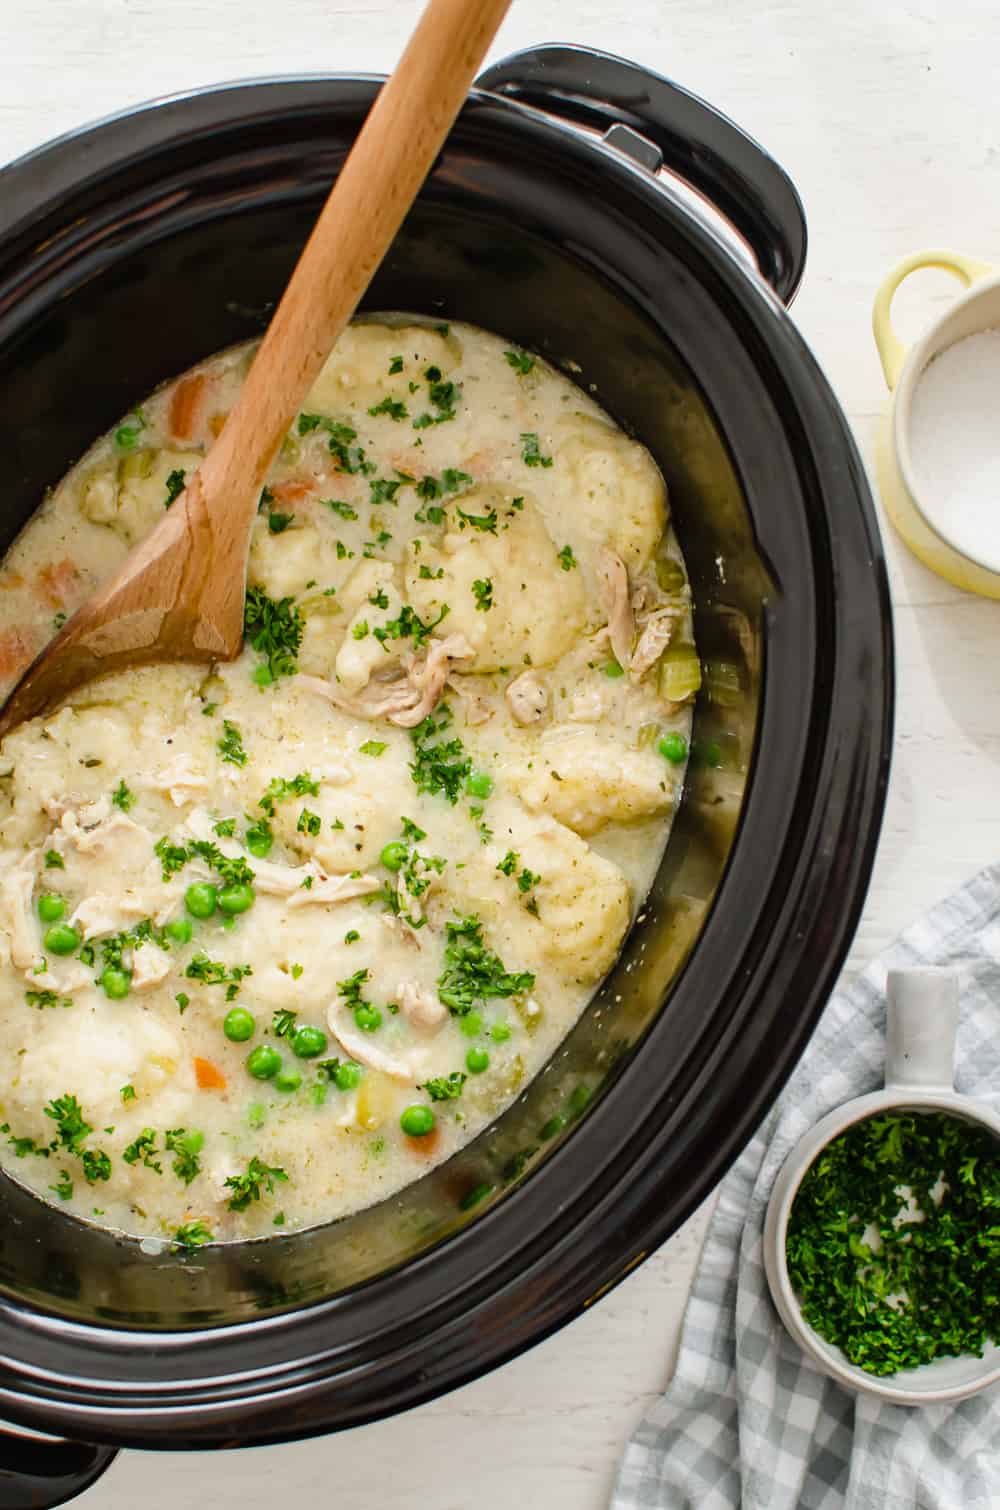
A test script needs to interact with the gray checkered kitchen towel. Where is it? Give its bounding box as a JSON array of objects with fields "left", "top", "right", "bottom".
[{"left": 613, "top": 862, "right": 1000, "bottom": 1510}]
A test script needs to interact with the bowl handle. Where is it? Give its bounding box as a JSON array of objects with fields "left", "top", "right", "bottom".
[
  {"left": 872, "top": 248, "right": 996, "bottom": 389},
  {"left": 475, "top": 43, "right": 807, "bottom": 305},
  {"left": 0, "top": 1424, "right": 117, "bottom": 1509},
  {"left": 885, "top": 968, "right": 960, "bottom": 1092}
]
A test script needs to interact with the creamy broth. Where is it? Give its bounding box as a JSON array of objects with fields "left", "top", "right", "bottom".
[{"left": 0, "top": 319, "right": 695, "bottom": 1244}]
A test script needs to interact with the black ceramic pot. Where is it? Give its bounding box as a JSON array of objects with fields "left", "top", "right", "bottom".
[{"left": 0, "top": 45, "right": 892, "bottom": 1507}]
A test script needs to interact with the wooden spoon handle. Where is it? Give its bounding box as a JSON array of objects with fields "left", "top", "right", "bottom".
[{"left": 198, "top": 0, "right": 512, "bottom": 542}]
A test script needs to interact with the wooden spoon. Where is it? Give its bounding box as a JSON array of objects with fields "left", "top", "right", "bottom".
[{"left": 0, "top": 0, "right": 511, "bottom": 737}]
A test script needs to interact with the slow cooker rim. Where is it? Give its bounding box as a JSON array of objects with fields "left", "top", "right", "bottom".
[{"left": 0, "top": 71, "right": 892, "bottom": 1440}]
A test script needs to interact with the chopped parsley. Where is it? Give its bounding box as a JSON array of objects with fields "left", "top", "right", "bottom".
[
  {"left": 557, "top": 544, "right": 577, "bottom": 571},
  {"left": 521, "top": 432, "right": 553, "bottom": 468},
  {"left": 472, "top": 578, "right": 493, "bottom": 611},
  {"left": 2, "top": 1124, "right": 50, "bottom": 1158},
  {"left": 174, "top": 1219, "right": 213, "bottom": 1249},
  {"left": 409, "top": 705, "right": 471, "bottom": 804},
  {"left": 369, "top": 477, "right": 402, "bottom": 507},
  {"left": 225, "top": 1156, "right": 289, "bottom": 1212},
  {"left": 44, "top": 1094, "right": 92, "bottom": 1153},
  {"left": 360, "top": 740, "right": 388, "bottom": 757},
  {"left": 50, "top": 1170, "right": 73, "bottom": 1200},
  {"left": 388, "top": 355, "right": 404, "bottom": 374},
  {"left": 123, "top": 1128, "right": 162, "bottom": 1173},
  {"left": 422, "top": 1072, "right": 467, "bottom": 1101},
  {"left": 344, "top": 929, "right": 360, "bottom": 944},
  {"left": 81, "top": 1149, "right": 112, "bottom": 1184},
  {"left": 368, "top": 396, "right": 408, "bottom": 421},
  {"left": 297, "top": 808, "right": 321, "bottom": 836},
  {"left": 214, "top": 818, "right": 237, "bottom": 838},
  {"left": 111, "top": 778, "right": 135, "bottom": 811},
  {"left": 120, "top": 1085, "right": 137, "bottom": 1104},
  {"left": 164, "top": 468, "right": 187, "bottom": 508},
  {"left": 243, "top": 585, "right": 304, "bottom": 682},
  {"left": 419, "top": 564, "right": 444, "bottom": 580},
  {"left": 44, "top": 850, "right": 65, "bottom": 869},
  {"left": 268, "top": 511, "right": 295, "bottom": 534},
  {"left": 25, "top": 989, "right": 72, "bottom": 1009},
  {"left": 456, "top": 505, "right": 498, "bottom": 534},
  {"left": 297, "top": 412, "right": 374, "bottom": 475},
  {"left": 373, "top": 602, "right": 449, "bottom": 651},
  {"left": 217, "top": 720, "right": 248, "bottom": 767},
  {"left": 165, "top": 1127, "right": 203, "bottom": 1185},
  {"left": 258, "top": 771, "right": 320, "bottom": 816},
  {"left": 185, "top": 954, "right": 253, "bottom": 999},
  {"left": 114, "top": 408, "right": 147, "bottom": 451},
  {"left": 154, "top": 836, "right": 194, "bottom": 880},
  {"left": 504, "top": 349, "right": 535, "bottom": 376},
  {"left": 436, "top": 914, "right": 535, "bottom": 1016},
  {"left": 272, "top": 1008, "right": 298, "bottom": 1039}
]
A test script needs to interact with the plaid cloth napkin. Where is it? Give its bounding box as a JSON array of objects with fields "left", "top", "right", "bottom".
[{"left": 613, "top": 863, "right": 1000, "bottom": 1510}]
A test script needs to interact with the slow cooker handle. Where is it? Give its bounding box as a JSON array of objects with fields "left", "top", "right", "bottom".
[
  {"left": 475, "top": 43, "right": 807, "bottom": 305},
  {"left": 0, "top": 1424, "right": 117, "bottom": 1509}
]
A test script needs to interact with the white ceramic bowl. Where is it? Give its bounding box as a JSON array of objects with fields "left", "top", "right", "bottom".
[{"left": 763, "top": 968, "right": 1000, "bottom": 1404}]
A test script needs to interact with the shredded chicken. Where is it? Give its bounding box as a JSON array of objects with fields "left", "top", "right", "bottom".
[
  {"left": 505, "top": 671, "right": 549, "bottom": 725},
  {"left": 131, "top": 942, "right": 172, "bottom": 991},
  {"left": 300, "top": 634, "right": 474, "bottom": 728},
  {"left": 327, "top": 1005, "right": 434, "bottom": 1082},
  {"left": 149, "top": 753, "right": 210, "bottom": 807},
  {"left": 567, "top": 687, "right": 605, "bottom": 722},
  {"left": 446, "top": 675, "right": 494, "bottom": 726},
  {"left": 183, "top": 808, "right": 376, "bottom": 904},
  {"left": 630, "top": 607, "right": 678, "bottom": 679},
  {"left": 70, "top": 892, "right": 130, "bottom": 940},
  {"left": 0, "top": 861, "right": 38, "bottom": 969},
  {"left": 596, "top": 547, "right": 635, "bottom": 669},
  {"left": 287, "top": 872, "right": 379, "bottom": 909},
  {"left": 60, "top": 809, "right": 148, "bottom": 855},
  {"left": 395, "top": 980, "right": 448, "bottom": 1032}
]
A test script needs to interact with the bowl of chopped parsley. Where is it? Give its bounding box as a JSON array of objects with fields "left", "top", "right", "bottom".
[{"left": 763, "top": 967, "right": 1000, "bottom": 1403}]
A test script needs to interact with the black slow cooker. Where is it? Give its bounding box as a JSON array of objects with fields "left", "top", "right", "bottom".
[{"left": 0, "top": 45, "right": 892, "bottom": 1508}]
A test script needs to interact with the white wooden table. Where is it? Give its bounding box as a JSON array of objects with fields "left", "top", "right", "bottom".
[{"left": 4, "top": 1, "right": 1000, "bottom": 1504}]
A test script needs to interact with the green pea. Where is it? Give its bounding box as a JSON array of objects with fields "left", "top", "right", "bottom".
[
  {"left": 223, "top": 1007, "right": 255, "bottom": 1043},
  {"left": 218, "top": 882, "right": 255, "bottom": 915},
  {"left": 246, "top": 1044, "right": 281, "bottom": 1080},
  {"left": 380, "top": 841, "right": 409, "bottom": 872},
  {"left": 354, "top": 1004, "right": 382, "bottom": 1033},
  {"left": 44, "top": 923, "right": 80, "bottom": 956},
  {"left": 465, "top": 769, "right": 493, "bottom": 799},
  {"left": 292, "top": 1025, "right": 328, "bottom": 1059},
  {"left": 466, "top": 1047, "right": 490, "bottom": 1075},
  {"left": 400, "top": 1104, "right": 435, "bottom": 1137},
  {"left": 603, "top": 659, "right": 625, "bottom": 679},
  {"left": 459, "top": 1181, "right": 494, "bottom": 1211},
  {"left": 490, "top": 1022, "right": 512, "bottom": 1043},
  {"left": 185, "top": 882, "right": 217, "bottom": 919},
  {"left": 165, "top": 917, "right": 193, "bottom": 945},
  {"left": 568, "top": 1084, "right": 592, "bottom": 1116},
  {"left": 274, "top": 1066, "right": 302, "bottom": 1093},
  {"left": 460, "top": 1011, "right": 483, "bottom": 1038},
  {"left": 333, "top": 1060, "right": 363, "bottom": 1091},
  {"left": 100, "top": 968, "right": 131, "bottom": 1000},
  {"left": 37, "top": 893, "right": 66, "bottom": 924},
  {"left": 658, "top": 732, "right": 689, "bottom": 765},
  {"left": 246, "top": 832, "right": 273, "bottom": 858},
  {"left": 540, "top": 1113, "right": 567, "bottom": 1140}
]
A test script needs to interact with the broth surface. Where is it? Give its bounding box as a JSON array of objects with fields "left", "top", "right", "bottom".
[{"left": 0, "top": 319, "right": 693, "bottom": 1243}]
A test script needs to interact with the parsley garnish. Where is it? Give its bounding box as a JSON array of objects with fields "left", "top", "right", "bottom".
[
  {"left": 297, "top": 412, "right": 374, "bottom": 474},
  {"left": 368, "top": 396, "right": 408, "bottom": 421},
  {"left": 155, "top": 836, "right": 190, "bottom": 880},
  {"left": 111, "top": 778, "right": 134, "bottom": 811},
  {"left": 268, "top": 511, "right": 294, "bottom": 534},
  {"left": 360, "top": 740, "right": 388, "bottom": 757},
  {"left": 297, "top": 808, "right": 321, "bottom": 836},
  {"left": 787, "top": 1111, "right": 1000, "bottom": 1375},
  {"left": 185, "top": 954, "right": 253, "bottom": 998},
  {"left": 44, "top": 1094, "right": 91, "bottom": 1153},
  {"left": 82, "top": 1149, "right": 111, "bottom": 1184},
  {"left": 504, "top": 349, "right": 535, "bottom": 376},
  {"left": 372, "top": 602, "right": 449, "bottom": 651},
  {"left": 388, "top": 355, "right": 404, "bottom": 374},
  {"left": 324, "top": 498, "right": 359, "bottom": 520},
  {"left": 51, "top": 1170, "right": 73, "bottom": 1200},
  {"left": 165, "top": 1127, "right": 203, "bottom": 1185},
  {"left": 422, "top": 1072, "right": 467, "bottom": 1101},
  {"left": 409, "top": 704, "right": 471, "bottom": 804},
  {"left": 258, "top": 771, "right": 319, "bottom": 817},
  {"left": 174, "top": 1219, "right": 213, "bottom": 1249},
  {"left": 120, "top": 1085, "right": 136, "bottom": 1104},
  {"left": 44, "top": 850, "right": 65, "bottom": 869},
  {"left": 272, "top": 1008, "right": 298, "bottom": 1039},
  {"left": 225, "top": 1156, "right": 288, "bottom": 1212},
  {"left": 164, "top": 468, "right": 187, "bottom": 508},
  {"left": 243, "top": 585, "right": 304, "bottom": 682},
  {"left": 25, "top": 989, "right": 72, "bottom": 1009},
  {"left": 218, "top": 720, "right": 248, "bottom": 767},
  {"left": 436, "top": 915, "right": 535, "bottom": 1016},
  {"left": 214, "top": 818, "right": 237, "bottom": 837},
  {"left": 557, "top": 544, "right": 577, "bottom": 571},
  {"left": 419, "top": 564, "right": 444, "bottom": 580},
  {"left": 369, "top": 478, "right": 402, "bottom": 507},
  {"left": 123, "top": 1128, "right": 161, "bottom": 1172},
  {"left": 456, "top": 505, "right": 498, "bottom": 534},
  {"left": 472, "top": 578, "right": 493, "bottom": 611},
  {"left": 521, "top": 432, "right": 553, "bottom": 468}
]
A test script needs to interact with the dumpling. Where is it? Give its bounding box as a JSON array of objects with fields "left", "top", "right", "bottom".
[
  {"left": 404, "top": 492, "right": 587, "bottom": 672},
  {"left": 306, "top": 323, "right": 458, "bottom": 413},
  {"left": 505, "top": 729, "right": 675, "bottom": 836},
  {"left": 81, "top": 447, "right": 203, "bottom": 546},
  {"left": 249, "top": 514, "right": 348, "bottom": 602},
  {"left": 556, "top": 413, "right": 667, "bottom": 572}
]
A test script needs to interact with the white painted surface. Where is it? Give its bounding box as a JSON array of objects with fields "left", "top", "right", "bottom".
[{"left": 4, "top": 0, "right": 1000, "bottom": 1504}]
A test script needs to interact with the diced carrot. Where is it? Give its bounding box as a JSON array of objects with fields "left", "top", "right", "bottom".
[
  {"left": 36, "top": 558, "right": 82, "bottom": 609},
  {"left": 168, "top": 373, "right": 208, "bottom": 440},
  {"left": 194, "top": 1056, "right": 227, "bottom": 1090},
  {"left": 0, "top": 627, "right": 37, "bottom": 679}
]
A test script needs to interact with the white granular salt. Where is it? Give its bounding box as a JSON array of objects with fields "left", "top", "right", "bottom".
[{"left": 908, "top": 328, "right": 1000, "bottom": 564}]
